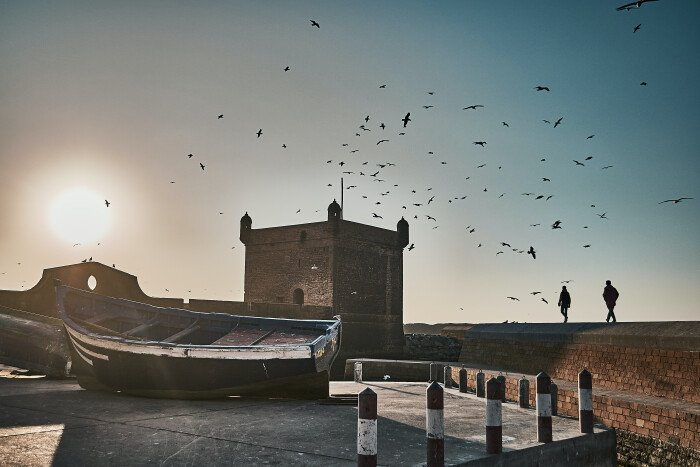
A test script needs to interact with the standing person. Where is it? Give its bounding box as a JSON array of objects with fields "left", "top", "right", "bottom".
[
  {"left": 603, "top": 280, "right": 619, "bottom": 322},
  {"left": 558, "top": 286, "right": 571, "bottom": 323}
]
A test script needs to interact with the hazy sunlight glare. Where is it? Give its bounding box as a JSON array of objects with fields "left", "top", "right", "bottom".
[{"left": 49, "top": 188, "right": 109, "bottom": 244}]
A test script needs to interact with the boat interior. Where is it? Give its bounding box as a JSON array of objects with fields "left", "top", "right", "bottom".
[{"left": 61, "top": 291, "right": 329, "bottom": 347}]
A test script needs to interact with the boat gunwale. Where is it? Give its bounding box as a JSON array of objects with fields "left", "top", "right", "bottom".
[{"left": 55, "top": 284, "right": 341, "bottom": 353}]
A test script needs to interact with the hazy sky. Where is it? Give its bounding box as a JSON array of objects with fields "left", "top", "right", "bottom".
[{"left": 1, "top": 1, "right": 698, "bottom": 324}]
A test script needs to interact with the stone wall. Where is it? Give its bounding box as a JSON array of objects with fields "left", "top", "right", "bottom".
[
  {"left": 457, "top": 322, "right": 700, "bottom": 403},
  {"left": 404, "top": 333, "right": 461, "bottom": 361},
  {"left": 616, "top": 430, "right": 700, "bottom": 466}
]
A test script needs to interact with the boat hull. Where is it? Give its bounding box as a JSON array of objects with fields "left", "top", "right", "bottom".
[{"left": 56, "top": 283, "right": 341, "bottom": 399}]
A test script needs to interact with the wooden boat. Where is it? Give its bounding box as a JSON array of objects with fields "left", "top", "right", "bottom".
[{"left": 55, "top": 281, "right": 341, "bottom": 399}]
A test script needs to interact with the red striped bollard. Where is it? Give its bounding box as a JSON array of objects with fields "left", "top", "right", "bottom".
[
  {"left": 579, "top": 369, "right": 593, "bottom": 433},
  {"left": 476, "top": 370, "right": 485, "bottom": 398},
  {"left": 426, "top": 381, "right": 444, "bottom": 466},
  {"left": 358, "top": 388, "right": 377, "bottom": 466},
  {"left": 496, "top": 374, "right": 506, "bottom": 403},
  {"left": 536, "top": 372, "right": 552, "bottom": 443},
  {"left": 486, "top": 377, "right": 502, "bottom": 454},
  {"left": 459, "top": 367, "right": 467, "bottom": 393},
  {"left": 519, "top": 376, "right": 529, "bottom": 408}
]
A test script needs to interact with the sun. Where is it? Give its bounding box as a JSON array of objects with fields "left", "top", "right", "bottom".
[{"left": 50, "top": 188, "right": 110, "bottom": 244}]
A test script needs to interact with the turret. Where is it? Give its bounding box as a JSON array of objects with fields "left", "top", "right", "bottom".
[
  {"left": 240, "top": 212, "right": 252, "bottom": 244},
  {"left": 328, "top": 199, "right": 341, "bottom": 234},
  {"left": 397, "top": 216, "right": 409, "bottom": 248}
]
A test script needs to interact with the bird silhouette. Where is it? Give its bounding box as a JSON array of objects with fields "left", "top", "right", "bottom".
[
  {"left": 616, "top": 0, "right": 659, "bottom": 12},
  {"left": 200, "top": 163, "right": 205, "bottom": 171},
  {"left": 365, "top": 115, "right": 370, "bottom": 123},
  {"left": 583, "top": 244, "right": 591, "bottom": 248},
  {"left": 597, "top": 212, "right": 608, "bottom": 219},
  {"left": 585, "top": 156, "right": 593, "bottom": 161},
  {"left": 372, "top": 213, "right": 383, "bottom": 219},
  {"left": 633, "top": 24, "right": 641, "bottom": 33},
  {"left": 187, "top": 153, "right": 194, "bottom": 158},
  {"left": 542, "top": 178, "right": 551, "bottom": 182},
  {"left": 423, "top": 105, "right": 434, "bottom": 109},
  {"left": 507, "top": 296, "right": 520, "bottom": 301},
  {"left": 501, "top": 242, "right": 511, "bottom": 247},
  {"left": 256, "top": 129, "right": 263, "bottom": 138},
  {"left": 402, "top": 112, "right": 411, "bottom": 127},
  {"left": 104, "top": 200, "right": 110, "bottom": 207},
  {"left": 377, "top": 139, "right": 389, "bottom": 145},
  {"left": 379, "top": 84, "right": 386, "bottom": 88},
  {"left": 640, "top": 81, "right": 647, "bottom": 86},
  {"left": 284, "top": 66, "right": 290, "bottom": 71},
  {"left": 531, "top": 291, "right": 541, "bottom": 295},
  {"left": 217, "top": 114, "right": 224, "bottom": 119},
  {"left": 553, "top": 117, "right": 563, "bottom": 128},
  {"left": 528, "top": 246, "right": 536, "bottom": 259},
  {"left": 659, "top": 197, "right": 693, "bottom": 204},
  {"left": 310, "top": 19, "right": 320, "bottom": 28},
  {"left": 602, "top": 165, "right": 613, "bottom": 170},
  {"left": 408, "top": 243, "right": 415, "bottom": 251},
  {"left": 296, "top": 209, "right": 301, "bottom": 213},
  {"left": 380, "top": 123, "right": 386, "bottom": 130},
  {"left": 473, "top": 141, "right": 486, "bottom": 147},
  {"left": 573, "top": 160, "right": 585, "bottom": 166},
  {"left": 587, "top": 135, "right": 595, "bottom": 139},
  {"left": 463, "top": 105, "right": 484, "bottom": 110},
  {"left": 502, "top": 122, "right": 509, "bottom": 127},
  {"left": 552, "top": 220, "right": 562, "bottom": 229},
  {"left": 534, "top": 86, "right": 550, "bottom": 92},
  {"left": 541, "top": 298, "right": 549, "bottom": 304}
]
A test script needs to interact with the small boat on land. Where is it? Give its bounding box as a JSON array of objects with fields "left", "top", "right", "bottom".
[{"left": 55, "top": 281, "right": 341, "bottom": 399}]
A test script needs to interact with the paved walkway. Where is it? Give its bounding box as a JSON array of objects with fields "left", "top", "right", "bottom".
[{"left": 0, "top": 376, "right": 611, "bottom": 466}]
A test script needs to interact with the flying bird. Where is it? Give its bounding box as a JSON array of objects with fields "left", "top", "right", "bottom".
[
  {"left": 501, "top": 242, "right": 511, "bottom": 247},
  {"left": 379, "top": 84, "right": 386, "bottom": 88},
  {"left": 463, "top": 105, "right": 484, "bottom": 110},
  {"left": 104, "top": 200, "right": 110, "bottom": 207},
  {"left": 542, "top": 178, "right": 551, "bottom": 182},
  {"left": 284, "top": 66, "right": 290, "bottom": 71},
  {"left": 534, "top": 86, "right": 550, "bottom": 92},
  {"left": 659, "top": 197, "right": 693, "bottom": 204},
  {"left": 408, "top": 243, "right": 415, "bottom": 251},
  {"left": 217, "top": 114, "right": 224, "bottom": 119},
  {"left": 587, "top": 135, "right": 595, "bottom": 139},
  {"left": 310, "top": 19, "right": 320, "bottom": 28},
  {"left": 553, "top": 117, "right": 563, "bottom": 128},
  {"left": 602, "top": 165, "right": 613, "bottom": 170},
  {"left": 633, "top": 24, "right": 641, "bottom": 33},
  {"left": 552, "top": 220, "right": 562, "bottom": 229},
  {"left": 527, "top": 246, "right": 536, "bottom": 259},
  {"left": 640, "top": 81, "right": 647, "bottom": 86},
  {"left": 542, "top": 120, "right": 551, "bottom": 124},
  {"left": 507, "top": 296, "right": 520, "bottom": 301},
  {"left": 531, "top": 291, "right": 542, "bottom": 295},
  {"left": 541, "top": 298, "right": 549, "bottom": 304},
  {"left": 402, "top": 112, "right": 411, "bottom": 127},
  {"left": 502, "top": 122, "right": 509, "bottom": 127},
  {"left": 583, "top": 244, "right": 591, "bottom": 248},
  {"left": 372, "top": 213, "right": 383, "bottom": 219},
  {"left": 573, "top": 160, "right": 585, "bottom": 166},
  {"left": 365, "top": 115, "right": 370, "bottom": 123},
  {"left": 423, "top": 105, "right": 434, "bottom": 109},
  {"left": 377, "top": 139, "right": 389, "bottom": 145},
  {"left": 200, "top": 163, "right": 205, "bottom": 171},
  {"left": 616, "top": 0, "right": 660, "bottom": 12},
  {"left": 473, "top": 141, "right": 487, "bottom": 147},
  {"left": 187, "top": 153, "right": 194, "bottom": 158},
  {"left": 256, "top": 129, "right": 263, "bottom": 138},
  {"left": 585, "top": 156, "right": 593, "bottom": 161}
]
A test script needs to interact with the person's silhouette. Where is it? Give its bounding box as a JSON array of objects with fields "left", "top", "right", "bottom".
[
  {"left": 603, "top": 280, "right": 619, "bottom": 322},
  {"left": 558, "top": 286, "right": 571, "bottom": 323}
]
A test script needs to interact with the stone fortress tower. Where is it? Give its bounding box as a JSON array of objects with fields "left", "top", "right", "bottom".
[{"left": 239, "top": 200, "right": 408, "bottom": 366}]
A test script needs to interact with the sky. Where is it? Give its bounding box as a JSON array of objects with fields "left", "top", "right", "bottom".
[{"left": 1, "top": 1, "right": 698, "bottom": 324}]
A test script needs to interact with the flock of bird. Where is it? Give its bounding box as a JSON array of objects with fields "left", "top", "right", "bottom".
[{"left": 3, "top": 1, "right": 694, "bottom": 312}]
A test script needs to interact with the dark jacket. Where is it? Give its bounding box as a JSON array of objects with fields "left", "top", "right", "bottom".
[
  {"left": 558, "top": 291, "right": 571, "bottom": 307},
  {"left": 603, "top": 285, "right": 619, "bottom": 305}
]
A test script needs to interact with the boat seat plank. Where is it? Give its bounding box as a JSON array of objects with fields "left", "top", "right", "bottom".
[
  {"left": 162, "top": 321, "right": 200, "bottom": 344},
  {"left": 124, "top": 317, "right": 159, "bottom": 336},
  {"left": 212, "top": 328, "right": 319, "bottom": 346},
  {"left": 84, "top": 310, "right": 115, "bottom": 325},
  {"left": 211, "top": 327, "right": 269, "bottom": 346}
]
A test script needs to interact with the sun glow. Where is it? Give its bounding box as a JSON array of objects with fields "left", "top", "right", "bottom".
[{"left": 50, "top": 188, "right": 110, "bottom": 244}]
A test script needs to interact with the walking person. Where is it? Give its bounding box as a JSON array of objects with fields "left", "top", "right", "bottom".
[
  {"left": 558, "top": 286, "right": 571, "bottom": 323},
  {"left": 603, "top": 280, "right": 619, "bottom": 322}
]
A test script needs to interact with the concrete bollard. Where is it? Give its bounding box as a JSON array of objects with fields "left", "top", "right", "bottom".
[
  {"left": 550, "top": 382, "right": 558, "bottom": 416},
  {"left": 476, "top": 370, "right": 485, "bottom": 398},
  {"left": 430, "top": 362, "right": 439, "bottom": 382},
  {"left": 496, "top": 374, "right": 507, "bottom": 403},
  {"left": 519, "top": 376, "right": 530, "bottom": 408},
  {"left": 357, "top": 388, "right": 377, "bottom": 466},
  {"left": 579, "top": 369, "right": 593, "bottom": 433},
  {"left": 486, "top": 377, "right": 503, "bottom": 454},
  {"left": 443, "top": 366, "right": 452, "bottom": 388},
  {"left": 536, "top": 372, "right": 552, "bottom": 443},
  {"left": 426, "top": 381, "right": 444, "bottom": 467},
  {"left": 459, "top": 367, "right": 468, "bottom": 393},
  {"left": 354, "top": 362, "right": 363, "bottom": 383}
]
